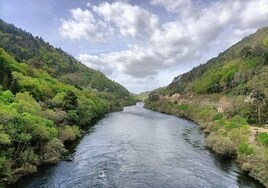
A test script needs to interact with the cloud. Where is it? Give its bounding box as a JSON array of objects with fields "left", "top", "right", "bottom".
[
  {"left": 60, "top": 0, "right": 268, "bottom": 92},
  {"left": 60, "top": 8, "right": 113, "bottom": 42},
  {"left": 150, "top": 0, "right": 192, "bottom": 14},
  {"left": 93, "top": 2, "right": 159, "bottom": 38}
]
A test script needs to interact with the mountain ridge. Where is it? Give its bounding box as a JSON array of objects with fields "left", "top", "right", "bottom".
[
  {"left": 0, "top": 19, "right": 130, "bottom": 97},
  {"left": 145, "top": 27, "right": 268, "bottom": 187}
]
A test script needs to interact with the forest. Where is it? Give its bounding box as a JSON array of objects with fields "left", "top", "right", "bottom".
[{"left": 0, "top": 20, "right": 136, "bottom": 186}]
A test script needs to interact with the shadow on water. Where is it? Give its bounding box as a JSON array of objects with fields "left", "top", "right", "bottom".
[
  {"left": 211, "top": 153, "right": 263, "bottom": 188},
  {"left": 9, "top": 115, "right": 107, "bottom": 188},
  {"left": 64, "top": 115, "right": 107, "bottom": 153}
]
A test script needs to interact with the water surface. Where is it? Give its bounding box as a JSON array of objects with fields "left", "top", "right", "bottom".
[{"left": 14, "top": 103, "right": 263, "bottom": 188}]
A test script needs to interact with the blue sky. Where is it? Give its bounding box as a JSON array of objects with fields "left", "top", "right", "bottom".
[{"left": 1, "top": 0, "right": 268, "bottom": 93}]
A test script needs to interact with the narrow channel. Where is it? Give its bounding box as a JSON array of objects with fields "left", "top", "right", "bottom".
[{"left": 14, "top": 103, "right": 264, "bottom": 188}]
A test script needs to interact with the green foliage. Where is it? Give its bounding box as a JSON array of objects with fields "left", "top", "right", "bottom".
[
  {"left": 237, "top": 141, "right": 254, "bottom": 155},
  {"left": 213, "top": 113, "right": 223, "bottom": 121},
  {"left": 59, "top": 125, "right": 81, "bottom": 142},
  {"left": 19, "top": 148, "right": 39, "bottom": 165},
  {"left": 14, "top": 92, "right": 41, "bottom": 115},
  {"left": 224, "top": 115, "right": 248, "bottom": 130},
  {"left": 136, "top": 91, "right": 150, "bottom": 101},
  {"left": 0, "top": 133, "right": 11, "bottom": 145},
  {"left": 263, "top": 36, "right": 268, "bottom": 47},
  {"left": 62, "top": 90, "right": 78, "bottom": 111},
  {"left": 148, "top": 92, "right": 160, "bottom": 101},
  {"left": 206, "top": 134, "right": 237, "bottom": 157},
  {"left": 178, "top": 104, "right": 189, "bottom": 111},
  {"left": 40, "top": 138, "right": 67, "bottom": 164},
  {"left": 0, "top": 90, "right": 14, "bottom": 104},
  {"left": 257, "top": 133, "right": 268, "bottom": 147},
  {"left": 145, "top": 27, "right": 268, "bottom": 187},
  {"left": 66, "top": 110, "right": 79, "bottom": 125},
  {"left": 0, "top": 20, "right": 131, "bottom": 97},
  {"left": 0, "top": 19, "right": 137, "bottom": 186},
  {"left": 21, "top": 113, "right": 58, "bottom": 141}
]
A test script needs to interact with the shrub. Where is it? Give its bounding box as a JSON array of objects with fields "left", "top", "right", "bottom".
[
  {"left": 213, "top": 113, "right": 223, "bottom": 121},
  {"left": 237, "top": 141, "right": 254, "bottom": 155},
  {"left": 178, "top": 103, "right": 189, "bottom": 111},
  {"left": 257, "top": 133, "right": 268, "bottom": 146},
  {"left": 66, "top": 110, "right": 79, "bottom": 125},
  {"left": 19, "top": 147, "right": 39, "bottom": 165},
  {"left": 206, "top": 133, "right": 237, "bottom": 157},
  {"left": 242, "top": 162, "right": 252, "bottom": 171},
  {"left": 40, "top": 138, "right": 67, "bottom": 163},
  {"left": 59, "top": 125, "right": 81, "bottom": 142}
]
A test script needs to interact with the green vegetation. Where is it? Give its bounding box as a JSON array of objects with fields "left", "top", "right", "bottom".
[
  {"left": 0, "top": 19, "right": 132, "bottom": 98},
  {"left": 145, "top": 28, "right": 268, "bottom": 187},
  {"left": 0, "top": 20, "right": 136, "bottom": 186},
  {"left": 136, "top": 91, "right": 150, "bottom": 101}
]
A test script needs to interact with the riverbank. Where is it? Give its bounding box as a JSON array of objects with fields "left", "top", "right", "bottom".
[
  {"left": 11, "top": 104, "right": 263, "bottom": 188},
  {"left": 1, "top": 91, "right": 136, "bottom": 188},
  {"left": 144, "top": 99, "right": 268, "bottom": 187}
]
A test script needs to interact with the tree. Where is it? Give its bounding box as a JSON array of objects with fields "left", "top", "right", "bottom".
[
  {"left": 62, "top": 91, "right": 78, "bottom": 111},
  {"left": 250, "top": 89, "right": 266, "bottom": 125},
  {"left": 149, "top": 92, "right": 160, "bottom": 102}
]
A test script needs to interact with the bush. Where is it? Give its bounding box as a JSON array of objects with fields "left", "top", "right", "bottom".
[
  {"left": 40, "top": 138, "right": 67, "bottom": 163},
  {"left": 19, "top": 147, "right": 39, "bottom": 165},
  {"left": 66, "top": 110, "right": 79, "bottom": 125},
  {"left": 242, "top": 162, "right": 252, "bottom": 171},
  {"left": 206, "top": 133, "right": 237, "bottom": 157},
  {"left": 59, "top": 125, "right": 81, "bottom": 142},
  {"left": 237, "top": 141, "right": 254, "bottom": 155},
  {"left": 257, "top": 133, "right": 268, "bottom": 146},
  {"left": 213, "top": 113, "right": 223, "bottom": 121},
  {"left": 178, "top": 103, "right": 189, "bottom": 111}
]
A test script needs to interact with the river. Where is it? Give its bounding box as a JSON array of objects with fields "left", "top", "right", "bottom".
[{"left": 14, "top": 103, "right": 263, "bottom": 188}]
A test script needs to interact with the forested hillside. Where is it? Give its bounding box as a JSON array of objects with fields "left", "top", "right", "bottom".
[
  {"left": 167, "top": 28, "right": 268, "bottom": 99},
  {"left": 0, "top": 20, "right": 135, "bottom": 186},
  {"left": 145, "top": 28, "right": 268, "bottom": 187},
  {"left": 0, "top": 19, "right": 131, "bottom": 97}
]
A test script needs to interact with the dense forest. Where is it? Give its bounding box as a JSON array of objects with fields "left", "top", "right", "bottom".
[
  {"left": 0, "top": 20, "right": 136, "bottom": 186},
  {"left": 145, "top": 28, "right": 268, "bottom": 187}
]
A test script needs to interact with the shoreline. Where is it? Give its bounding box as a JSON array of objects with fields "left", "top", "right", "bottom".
[{"left": 144, "top": 100, "right": 267, "bottom": 187}]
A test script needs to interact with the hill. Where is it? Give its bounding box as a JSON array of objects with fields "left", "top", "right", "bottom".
[
  {"left": 0, "top": 19, "right": 131, "bottom": 98},
  {"left": 145, "top": 28, "right": 268, "bottom": 187},
  {"left": 167, "top": 28, "right": 268, "bottom": 98},
  {"left": 136, "top": 91, "right": 150, "bottom": 101},
  {"left": 0, "top": 20, "right": 135, "bottom": 186}
]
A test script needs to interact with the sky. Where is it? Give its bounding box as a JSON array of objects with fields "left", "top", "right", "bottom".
[{"left": 0, "top": 0, "right": 268, "bottom": 93}]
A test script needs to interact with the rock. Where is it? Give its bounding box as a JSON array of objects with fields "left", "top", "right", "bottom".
[{"left": 64, "top": 155, "right": 74, "bottom": 162}]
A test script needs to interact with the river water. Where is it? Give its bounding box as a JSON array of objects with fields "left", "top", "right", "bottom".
[{"left": 14, "top": 103, "right": 263, "bottom": 188}]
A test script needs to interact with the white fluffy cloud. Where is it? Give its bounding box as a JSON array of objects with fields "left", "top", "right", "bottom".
[
  {"left": 93, "top": 2, "right": 159, "bottom": 38},
  {"left": 60, "top": 8, "right": 113, "bottom": 42},
  {"left": 60, "top": 0, "right": 268, "bottom": 93}
]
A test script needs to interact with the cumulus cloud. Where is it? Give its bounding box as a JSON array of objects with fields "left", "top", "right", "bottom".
[
  {"left": 60, "top": 8, "right": 113, "bottom": 42},
  {"left": 60, "top": 0, "right": 268, "bottom": 92},
  {"left": 93, "top": 2, "right": 159, "bottom": 38}
]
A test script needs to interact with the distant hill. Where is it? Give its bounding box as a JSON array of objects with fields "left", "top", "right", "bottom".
[
  {"left": 145, "top": 28, "right": 268, "bottom": 187},
  {"left": 136, "top": 91, "right": 150, "bottom": 101},
  {"left": 0, "top": 19, "right": 130, "bottom": 97},
  {"left": 166, "top": 27, "right": 268, "bottom": 98}
]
